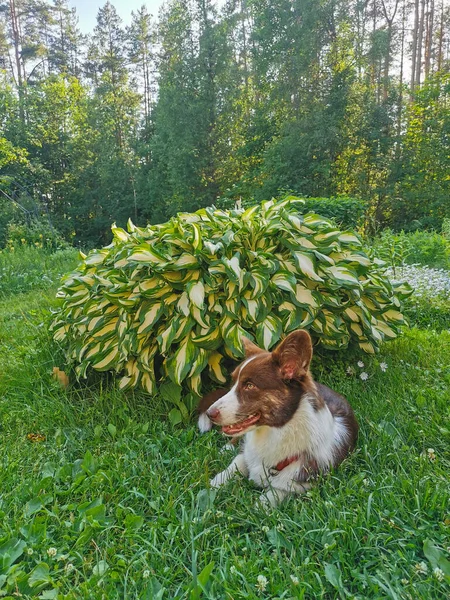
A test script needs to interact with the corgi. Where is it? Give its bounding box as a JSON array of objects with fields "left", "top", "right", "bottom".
[{"left": 198, "top": 330, "right": 358, "bottom": 507}]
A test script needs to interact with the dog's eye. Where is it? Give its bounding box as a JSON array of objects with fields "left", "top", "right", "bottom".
[{"left": 244, "top": 382, "right": 256, "bottom": 390}]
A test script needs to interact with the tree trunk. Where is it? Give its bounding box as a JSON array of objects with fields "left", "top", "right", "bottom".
[
  {"left": 411, "top": 0, "right": 419, "bottom": 94},
  {"left": 415, "top": 0, "right": 426, "bottom": 88},
  {"left": 424, "top": 0, "right": 435, "bottom": 78},
  {"left": 9, "top": 0, "right": 24, "bottom": 121},
  {"left": 436, "top": 0, "right": 444, "bottom": 71}
]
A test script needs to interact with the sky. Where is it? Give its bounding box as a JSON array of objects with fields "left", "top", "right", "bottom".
[{"left": 69, "top": 0, "right": 165, "bottom": 33}]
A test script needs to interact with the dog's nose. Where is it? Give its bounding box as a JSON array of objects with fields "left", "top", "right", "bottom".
[{"left": 207, "top": 406, "right": 220, "bottom": 421}]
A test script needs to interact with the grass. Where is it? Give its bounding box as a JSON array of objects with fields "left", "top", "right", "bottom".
[
  {"left": 0, "top": 249, "right": 449, "bottom": 599},
  {"left": 0, "top": 246, "right": 78, "bottom": 297}
]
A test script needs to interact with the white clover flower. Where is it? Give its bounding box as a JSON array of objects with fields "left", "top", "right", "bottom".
[
  {"left": 216, "top": 510, "right": 224, "bottom": 517},
  {"left": 26, "top": 548, "right": 34, "bottom": 555},
  {"left": 363, "top": 478, "right": 369, "bottom": 486},
  {"left": 433, "top": 567, "right": 444, "bottom": 581},
  {"left": 256, "top": 574, "right": 268, "bottom": 592},
  {"left": 357, "top": 361, "right": 365, "bottom": 368},
  {"left": 262, "top": 525, "right": 270, "bottom": 533},
  {"left": 65, "top": 563, "right": 74, "bottom": 573},
  {"left": 380, "top": 362, "right": 388, "bottom": 372},
  {"left": 290, "top": 575, "right": 299, "bottom": 585},
  {"left": 143, "top": 569, "right": 150, "bottom": 579},
  {"left": 427, "top": 448, "right": 436, "bottom": 461},
  {"left": 346, "top": 366, "right": 355, "bottom": 375},
  {"left": 415, "top": 562, "right": 428, "bottom": 574},
  {"left": 230, "top": 565, "right": 237, "bottom": 575},
  {"left": 360, "top": 372, "right": 369, "bottom": 381},
  {"left": 47, "top": 547, "right": 57, "bottom": 557},
  {"left": 401, "top": 578, "right": 408, "bottom": 585}
]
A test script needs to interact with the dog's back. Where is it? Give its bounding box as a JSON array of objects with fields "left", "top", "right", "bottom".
[{"left": 315, "top": 382, "right": 359, "bottom": 463}]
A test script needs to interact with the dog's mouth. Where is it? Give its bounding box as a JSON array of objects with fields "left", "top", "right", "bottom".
[{"left": 222, "top": 414, "right": 260, "bottom": 436}]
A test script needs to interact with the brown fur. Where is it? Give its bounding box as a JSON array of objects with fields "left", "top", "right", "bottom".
[{"left": 201, "top": 330, "right": 358, "bottom": 468}]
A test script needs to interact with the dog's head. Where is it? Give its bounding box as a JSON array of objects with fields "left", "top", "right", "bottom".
[{"left": 206, "top": 330, "right": 317, "bottom": 436}]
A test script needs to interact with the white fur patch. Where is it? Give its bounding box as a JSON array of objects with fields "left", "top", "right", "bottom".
[
  {"left": 243, "top": 394, "right": 338, "bottom": 489},
  {"left": 197, "top": 413, "right": 212, "bottom": 433},
  {"left": 207, "top": 356, "right": 257, "bottom": 425}
]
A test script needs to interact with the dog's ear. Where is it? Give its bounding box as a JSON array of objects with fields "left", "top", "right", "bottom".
[
  {"left": 272, "top": 330, "right": 313, "bottom": 381},
  {"left": 241, "top": 335, "right": 265, "bottom": 358}
]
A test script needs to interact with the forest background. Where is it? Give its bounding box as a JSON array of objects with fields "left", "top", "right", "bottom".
[{"left": 1, "top": 0, "right": 449, "bottom": 247}]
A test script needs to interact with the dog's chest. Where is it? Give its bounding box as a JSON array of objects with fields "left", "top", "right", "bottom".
[{"left": 242, "top": 401, "right": 337, "bottom": 486}]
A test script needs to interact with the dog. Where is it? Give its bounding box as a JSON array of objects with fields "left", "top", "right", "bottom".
[{"left": 198, "top": 330, "right": 358, "bottom": 507}]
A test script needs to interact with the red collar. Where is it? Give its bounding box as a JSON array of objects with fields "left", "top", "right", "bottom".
[{"left": 274, "top": 455, "right": 299, "bottom": 471}]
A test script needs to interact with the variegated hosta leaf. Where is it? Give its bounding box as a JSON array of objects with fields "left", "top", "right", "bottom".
[{"left": 52, "top": 197, "right": 412, "bottom": 397}]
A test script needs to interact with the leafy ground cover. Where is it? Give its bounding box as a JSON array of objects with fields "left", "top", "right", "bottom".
[{"left": 0, "top": 249, "right": 449, "bottom": 599}]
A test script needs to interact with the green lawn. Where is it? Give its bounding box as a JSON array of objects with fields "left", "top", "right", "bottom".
[{"left": 0, "top": 249, "right": 449, "bottom": 599}]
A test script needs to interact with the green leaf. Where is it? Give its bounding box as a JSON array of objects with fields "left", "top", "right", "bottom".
[
  {"left": 168, "top": 408, "right": 182, "bottom": 426},
  {"left": 423, "top": 539, "right": 450, "bottom": 576},
  {"left": 93, "top": 560, "right": 109, "bottom": 577},
  {"left": 124, "top": 514, "right": 144, "bottom": 531},
  {"left": 293, "top": 251, "right": 324, "bottom": 281},
  {"left": 29, "top": 562, "right": 52, "bottom": 587},
  {"left": 187, "top": 280, "right": 205, "bottom": 309},
  {"left": 255, "top": 315, "right": 282, "bottom": 350},
  {"left": 107, "top": 423, "right": 117, "bottom": 437},
  {"left": 324, "top": 563, "right": 345, "bottom": 593},
  {"left": 271, "top": 271, "right": 297, "bottom": 294},
  {"left": 0, "top": 538, "right": 26, "bottom": 572},
  {"left": 160, "top": 381, "right": 182, "bottom": 405}
]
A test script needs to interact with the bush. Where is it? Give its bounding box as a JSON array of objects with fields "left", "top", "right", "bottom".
[
  {"left": 298, "top": 197, "right": 366, "bottom": 229},
  {"left": 52, "top": 198, "right": 411, "bottom": 395},
  {"left": 5, "top": 218, "right": 68, "bottom": 252},
  {"left": 218, "top": 195, "right": 367, "bottom": 230},
  {"left": 371, "top": 229, "right": 450, "bottom": 269}
]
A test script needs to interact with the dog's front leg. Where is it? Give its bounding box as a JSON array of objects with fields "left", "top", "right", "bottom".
[
  {"left": 210, "top": 453, "right": 248, "bottom": 488},
  {"left": 258, "top": 464, "right": 312, "bottom": 508}
]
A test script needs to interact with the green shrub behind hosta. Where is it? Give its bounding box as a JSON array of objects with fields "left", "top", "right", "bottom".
[{"left": 51, "top": 198, "right": 411, "bottom": 395}]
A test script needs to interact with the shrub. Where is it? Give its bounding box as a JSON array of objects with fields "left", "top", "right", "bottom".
[
  {"left": 52, "top": 198, "right": 411, "bottom": 395},
  {"left": 298, "top": 197, "right": 367, "bottom": 229},
  {"left": 371, "top": 229, "right": 450, "bottom": 269},
  {"left": 218, "top": 195, "right": 367, "bottom": 230},
  {"left": 6, "top": 218, "right": 68, "bottom": 252}
]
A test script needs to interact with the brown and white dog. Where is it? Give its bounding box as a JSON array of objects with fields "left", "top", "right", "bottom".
[{"left": 198, "top": 330, "right": 358, "bottom": 507}]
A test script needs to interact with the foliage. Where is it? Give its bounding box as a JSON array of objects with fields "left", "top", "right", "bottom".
[
  {"left": 442, "top": 218, "right": 450, "bottom": 240},
  {"left": 299, "top": 197, "right": 367, "bottom": 230},
  {"left": 218, "top": 195, "right": 367, "bottom": 230},
  {"left": 0, "top": 272, "right": 449, "bottom": 597},
  {"left": 392, "top": 74, "right": 450, "bottom": 231},
  {"left": 5, "top": 219, "right": 69, "bottom": 251},
  {"left": 372, "top": 230, "right": 450, "bottom": 269},
  {"left": 1, "top": 0, "right": 450, "bottom": 244},
  {"left": 52, "top": 198, "right": 411, "bottom": 395}
]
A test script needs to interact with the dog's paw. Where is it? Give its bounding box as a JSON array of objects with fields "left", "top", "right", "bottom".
[
  {"left": 255, "top": 492, "right": 275, "bottom": 511},
  {"left": 210, "top": 472, "right": 226, "bottom": 488},
  {"left": 198, "top": 413, "right": 212, "bottom": 433},
  {"left": 219, "top": 443, "right": 236, "bottom": 453}
]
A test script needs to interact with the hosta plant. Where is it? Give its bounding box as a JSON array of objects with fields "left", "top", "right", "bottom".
[{"left": 51, "top": 197, "right": 411, "bottom": 396}]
